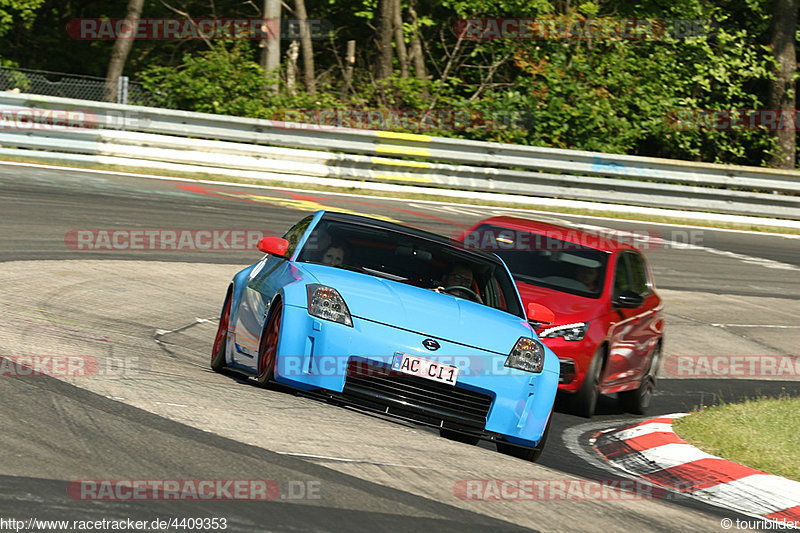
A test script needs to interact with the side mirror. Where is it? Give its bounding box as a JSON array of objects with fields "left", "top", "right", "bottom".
[
  {"left": 257, "top": 237, "right": 289, "bottom": 257},
  {"left": 614, "top": 290, "right": 644, "bottom": 309},
  {"left": 527, "top": 302, "right": 555, "bottom": 326}
]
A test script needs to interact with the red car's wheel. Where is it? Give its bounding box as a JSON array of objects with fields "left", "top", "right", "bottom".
[
  {"left": 211, "top": 294, "right": 231, "bottom": 372},
  {"left": 619, "top": 344, "right": 660, "bottom": 415},
  {"left": 257, "top": 300, "right": 283, "bottom": 386},
  {"left": 573, "top": 347, "right": 604, "bottom": 418}
]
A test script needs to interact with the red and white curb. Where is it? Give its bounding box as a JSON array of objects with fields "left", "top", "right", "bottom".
[{"left": 593, "top": 413, "right": 800, "bottom": 527}]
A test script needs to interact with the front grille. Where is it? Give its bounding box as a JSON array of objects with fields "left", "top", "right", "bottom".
[{"left": 342, "top": 359, "right": 493, "bottom": 429}]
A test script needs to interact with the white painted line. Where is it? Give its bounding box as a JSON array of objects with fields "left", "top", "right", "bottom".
[
  {"left": 704, "top": 247, "right": 800, "bottom": 271},
  {"left": 610, "top": 423, "right": 678, "bottom": 442},
  {"left": 613, "top": 443, "right": 717, "bottom": 475},
  {"left": 1, "top": 159, "right": 799, "bottom": 232},
  {"left": 711, "top": 324, "right": 800, "bottom": 329},
  {"left": 573, "top": 222, "right": 800, "bottom": 272},
  {"left": 154, "top": 401, "right": 188, "bottom": 407},
  {"left": 697, "top": 474, "right": 800, "bottom": 516}
]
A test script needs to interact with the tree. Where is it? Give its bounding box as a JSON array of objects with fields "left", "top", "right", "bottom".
[
  {"left": 407, "top": 0, "right": 427, "bottom": 82},
  {"left": 0, "top": 0, "right": 43, "bottom": 39},
  {"left": 375, "top": 0, "right": 394, "bottom": 79},
  {"left": 393, "top": 0, "right": 408, "bottom": 78},
  {"left": 767, "top": 0, "right": 797, "bottom": 168},
  {"left": 103, "top": 0, "right": 145, "bottom": 102},
  {"left": 295, "top": 0, "right": 316, "bottom": 96},
  {"left": 261, "top": 0, "right": 281, "bottom": 92}
]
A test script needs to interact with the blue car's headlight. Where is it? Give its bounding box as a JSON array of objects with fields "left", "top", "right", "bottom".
[
  {"left": 505, "top": 337, "right": 545, "bottom": 373},
  {"left": 307, "top": 284, "right": 353, "bottom": 326},
  {"left": 539, "top": 322, "right": 589, "bottom": 341}
]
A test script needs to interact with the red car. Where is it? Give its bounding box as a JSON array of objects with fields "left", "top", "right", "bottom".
[{"left": 460, "top": 216, "right": 664, "bottom": 417}]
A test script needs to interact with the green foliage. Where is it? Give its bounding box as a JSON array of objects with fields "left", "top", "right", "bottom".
[
  {"left": 0, "top": 0, "right": 794, "bottom": 167},
  {"left": 139, "top": 42, "right": 276, "bottom": 118},
  {"left": 0, "top": 0, "right": 44, "bottom": 38},
  {"left": 674, "top": 396, "right": 800, "bottom": 482}
]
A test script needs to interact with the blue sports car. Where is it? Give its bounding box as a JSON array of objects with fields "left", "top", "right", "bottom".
[{"left": 211, "top": 211, "right": 559, "bottom": 461}]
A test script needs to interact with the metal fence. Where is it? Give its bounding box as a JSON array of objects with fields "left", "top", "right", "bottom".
[
  {"left": 0, "top": 67, "right": 155, "bottom": 106},
  {"left": 0, "top": 91, "right": 798, "bottom": 221}
]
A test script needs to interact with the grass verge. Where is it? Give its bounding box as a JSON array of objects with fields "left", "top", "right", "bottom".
[
  {"left": 672, "top": 395, "right": 800, "bottom": 481},
  {"left": 2, "top": 154, "right": 799, "bottom": 235}
]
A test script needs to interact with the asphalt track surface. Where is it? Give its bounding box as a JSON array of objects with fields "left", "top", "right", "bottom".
[{"left": 1, "top": 162, "right": 798, "bottom": 532}]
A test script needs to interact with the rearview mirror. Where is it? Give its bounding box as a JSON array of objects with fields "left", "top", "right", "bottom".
[
  {"left": 614, "top": 290, "right": 644, "bottom": 309},
  {"left": 527, "top": 302, "right": 555, "bottom": 326},
  {"left": 257, "top": 237, "right": 289, "bottom": 257}
]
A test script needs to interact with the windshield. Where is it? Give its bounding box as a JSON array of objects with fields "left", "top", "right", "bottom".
[
  {"left": 467, "top": 224, "right": 609, "bottom": 299},
  {"left": 296, "top": 218, "right": 524, "bottom": 318}
]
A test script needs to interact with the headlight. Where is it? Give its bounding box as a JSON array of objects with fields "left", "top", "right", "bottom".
[
  {"left": 307, "top": 284, "right": 353, "bottom": 326},
  {"left": 505, "top": 337, "right": 545, "bottom": 373},
  {"left": 540, "top": 322, "right": 588, "bottom": 341}
]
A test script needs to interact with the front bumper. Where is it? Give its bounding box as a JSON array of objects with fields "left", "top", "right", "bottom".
[
  {"left": 539, "top": 336, "right": 598, "bottom": 393},
  {"left": 274, "top": 304, "right": 559, "bottom": 447}
]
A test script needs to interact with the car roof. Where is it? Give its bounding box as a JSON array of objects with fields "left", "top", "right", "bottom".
[
  {"left": 470, "top": 216, "right": 638, "bottom": 253},
  {"left": 321, "top": 211, "right": 510, "bottom": 264}
]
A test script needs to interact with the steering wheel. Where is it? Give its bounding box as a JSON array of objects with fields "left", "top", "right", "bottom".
[{"left": 443, "top": 285, "right": 483, "bottom": 304}]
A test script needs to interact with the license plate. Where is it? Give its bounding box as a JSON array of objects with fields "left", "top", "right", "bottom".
[{"left": 391, "top": 352, "right": 458, "bottom": 386}]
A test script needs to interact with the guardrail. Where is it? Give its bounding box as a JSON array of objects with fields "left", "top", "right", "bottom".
[{"left": 1, "top": 92, "right": 798, "bottom": 220}]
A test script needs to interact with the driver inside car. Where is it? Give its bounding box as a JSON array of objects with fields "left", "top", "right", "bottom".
[{"left": 435, "top": 263, "right": 483, "bottom": 303}]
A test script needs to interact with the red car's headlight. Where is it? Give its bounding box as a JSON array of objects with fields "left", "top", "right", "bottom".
[{"left": 540, "top": 322, "right": 589, "bottom": 341}]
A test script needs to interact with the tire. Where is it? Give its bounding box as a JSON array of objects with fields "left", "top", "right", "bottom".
[
  {"left": 618, "top": 378, "right": 654, "bottom": 415},
  {"left": 210, "top": 293, "right": 232, "bottom": 372},
  {"left": 619, "top": 344, "right": 660, "bottom": 415},
  {"left": 256, "top": 299, "right": 283, "bottom": 387},
  {"left": 439, "top": 428, "right": 480, "bottom": 445},
  {"left": 572, "top": 347, "right": 604, "bottom": 418},
  {"left": 496, "top": 416, "right": 551, "bottom": 462}
]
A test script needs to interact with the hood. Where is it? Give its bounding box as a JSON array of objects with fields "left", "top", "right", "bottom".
[
  {"left": 517, "top": 282, "right": 608, "bottom": 325},
  {"left": 301, "top": 264, "right": 530, "bottom": 354}
]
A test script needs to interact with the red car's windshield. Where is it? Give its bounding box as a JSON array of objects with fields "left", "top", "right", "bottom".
[{"left": 466, "top": 224, "right": 610, "bottom": 299}]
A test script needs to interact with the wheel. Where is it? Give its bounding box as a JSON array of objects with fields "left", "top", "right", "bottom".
[
  {"left": 619, "top": 344, "right": 660, "bottom": 415},
  {"left": 572, "top": 347, "right": 604, "bottom": 418},
  {"left": 439, "top": 428, "right": 480, "bottom": 445},
  {"left": 619, "top": 378, "right": 654, "bottom": 415},
  {"left": 256, "top": 299, "right": 283, "bottom": 387},
  {"left": 443, "top": 285, "right": 483, "bottom": 303},
  {"left": 210, "top": 293, "right": 232, "bottom": 372},
  {"left": 496, "top": 416, "right": 551, "bottom": 462}
]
